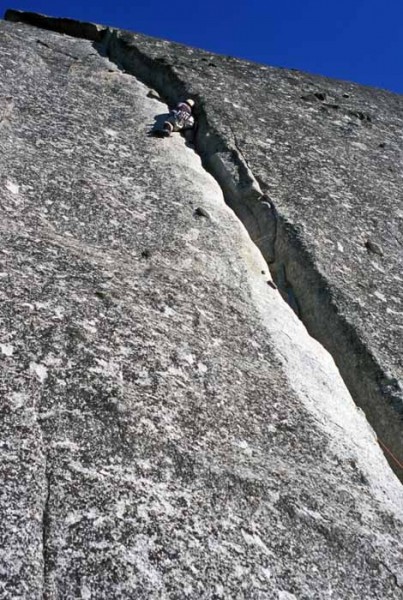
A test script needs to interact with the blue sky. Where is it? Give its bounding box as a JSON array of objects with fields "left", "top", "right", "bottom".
[{"left": 1, "top": 0, "right": 403, "bottom": 93}]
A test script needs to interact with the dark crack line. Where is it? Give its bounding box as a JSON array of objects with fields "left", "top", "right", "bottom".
[
  {"left": 228, "top": 123, "right": 253, "bottom": 172},
  {"left": 369, "top": 544, "right": 402, "bottom": 591},
  {"left": 36, "top": 39, "right": 79, "bottom": 60},
  {"left": 42, "top": 461, "right": 51, "bottom": 599},
  {"left": 227, "top": 123, "right": 298, "bottom": 309},
  {"left": 379, "top": 560, "right": 402, "bottom": 590},
  {"left": 232, "top": 135, "right": 246, "bottom": 164}
]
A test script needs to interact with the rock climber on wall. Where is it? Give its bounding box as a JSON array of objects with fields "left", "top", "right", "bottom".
[{"left": 160, "top": 98, "right": 195, "bottom": 136}]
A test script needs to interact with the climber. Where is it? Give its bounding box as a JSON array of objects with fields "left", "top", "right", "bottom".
[{"left": 161, "top": 99, "right": 195, "bottom": 136}]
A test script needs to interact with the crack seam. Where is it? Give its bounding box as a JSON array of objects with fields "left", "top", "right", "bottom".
[
  {"left": 36, "top": 39, "right": 79, "bottom": 60},
  {"left": 42, "top": 460, "right": 51, "bottom": 599}
]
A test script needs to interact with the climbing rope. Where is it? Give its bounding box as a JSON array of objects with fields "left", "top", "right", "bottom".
[{"left": 378, "top": 438, "right": 403, "bottom": 470}]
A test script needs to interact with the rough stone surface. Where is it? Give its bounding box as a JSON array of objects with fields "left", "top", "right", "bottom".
[
  {"left": 94, "top": 23, "right": 403, "bottom": 479},
  {"left": 0, "top": 15, "right": 403, "bottom": 600}
]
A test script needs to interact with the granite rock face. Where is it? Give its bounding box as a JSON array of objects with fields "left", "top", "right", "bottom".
[
  {"left": 7, "top": 8, "right": 402, "bottom": 479},
  {"left": 0, "top": 13, "right": 403, "bottom": 600},
  {"left": 102, "top": 22, "right": 403, "bottom": 480}
]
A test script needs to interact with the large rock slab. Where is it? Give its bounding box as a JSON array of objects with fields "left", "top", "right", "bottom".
[
  {"left": 0, "top": 15, "right": 403, "bottom": 600},
  {"left": 9, "top": 8, "right": 401, "bottom": 479},
  {"left": 100, "top": 21, "right": 403, "bottom": 479}
]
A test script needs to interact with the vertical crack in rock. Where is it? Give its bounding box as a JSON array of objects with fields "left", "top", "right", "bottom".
[
  {"left": 3, "top": 13, "right": 402, "bottom": 484},
  {"left": 42, "top": 460, "right": 51, "bottom": 599},
  {"left": 102, "top": 26, "right": 403, "bottom": 480}
]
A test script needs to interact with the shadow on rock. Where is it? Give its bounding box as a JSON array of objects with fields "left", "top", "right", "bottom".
[{"left": 147, "top": 112, "right": 170, "bottom": 137}]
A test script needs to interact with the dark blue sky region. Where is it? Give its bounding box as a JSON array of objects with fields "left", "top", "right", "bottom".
[{"left": 1, "top": 0, "right": 402, "bottom": 93}]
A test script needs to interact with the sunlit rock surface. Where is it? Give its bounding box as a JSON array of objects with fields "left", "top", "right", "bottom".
[
  {"left": 101, "top": 21, "right": 403, "bottom": 479},
  {"left": 0, "top": 15, "right": 402, "bottom": 600}
]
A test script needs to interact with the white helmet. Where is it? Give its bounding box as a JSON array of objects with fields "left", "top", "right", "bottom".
[{"left": 186, "top": 98, "right": 195, "bottom": 108}]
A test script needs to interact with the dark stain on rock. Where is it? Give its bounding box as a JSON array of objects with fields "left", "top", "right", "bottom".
[
  {"left": 365, "top": 239, "right": 384, "bottom": 256},
  {"left": 301, "top": 91, "right": 327, "bottom": 102},
  {"left": 349, "top": 110, "right": 372, "bottom": 123},
  {"left": 194, "top": 206, "right": 211, "bottom": 219}
]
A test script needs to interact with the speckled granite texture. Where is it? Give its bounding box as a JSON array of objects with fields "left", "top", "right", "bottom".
[
  {"left": 8, "top": 8, "right": 401, "bottom": 478},
  {"left": 101, "top": 21, "right": 403, "bottom": 479},
  {"left": 0, "top": 13, "right": 403, "bottom": 600}
]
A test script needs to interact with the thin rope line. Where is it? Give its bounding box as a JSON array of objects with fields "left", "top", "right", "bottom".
[{"left": 378, "top": 438, "right": 403, "bottom": 470}]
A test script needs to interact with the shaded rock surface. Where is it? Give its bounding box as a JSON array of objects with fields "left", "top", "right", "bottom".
[{"left": 0, "top": 14, "right": 403, "bottom": 600}]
